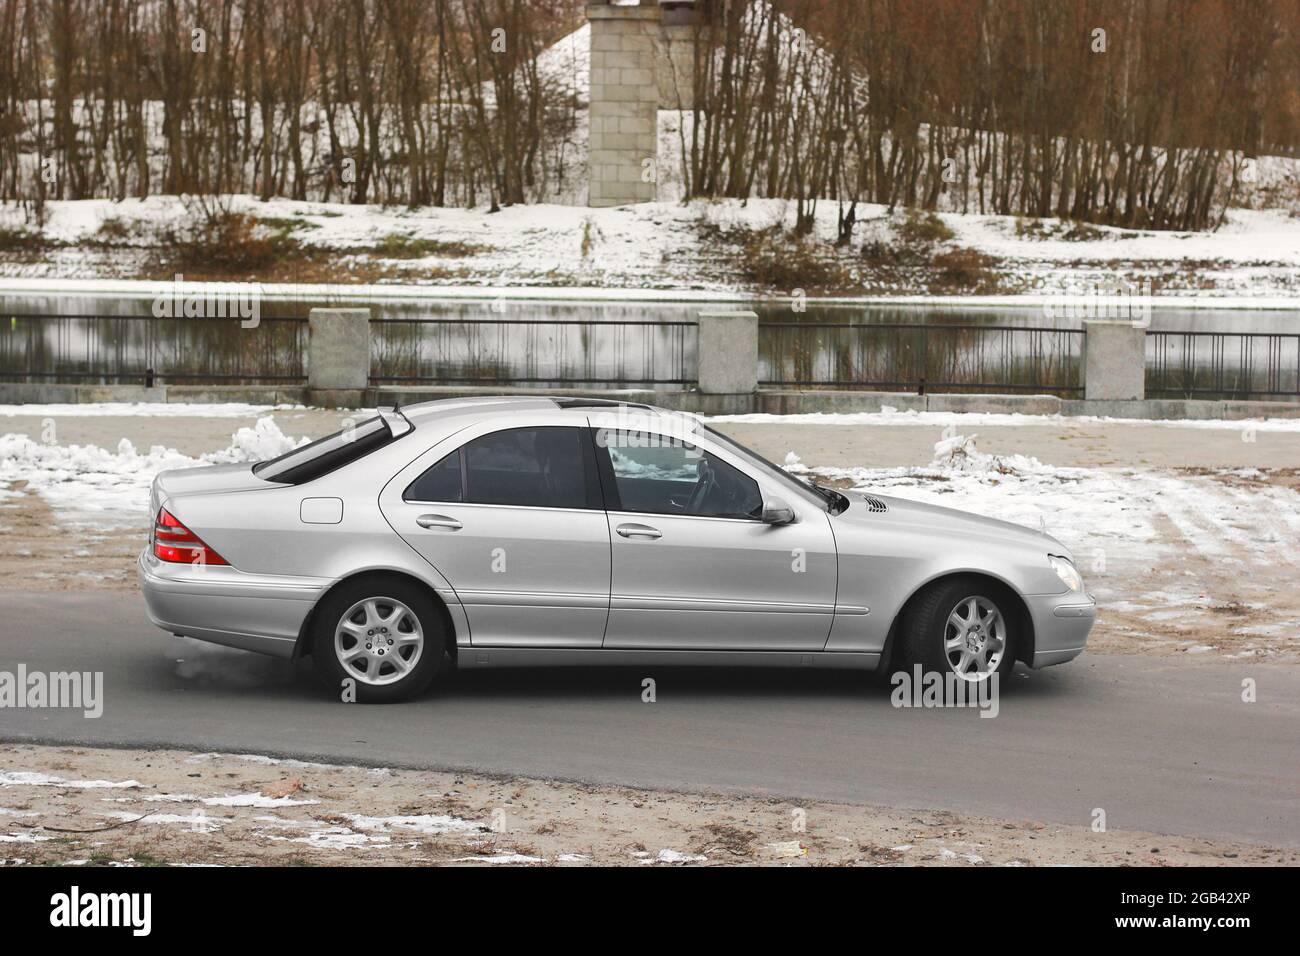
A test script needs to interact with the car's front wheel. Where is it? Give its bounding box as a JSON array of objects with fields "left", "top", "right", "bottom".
[
  {"left": 898, "top": 576, "right": 1016, "bottom": 685},
  {"left": 311, "top": 578, "right": 446, "bottom": 703}
]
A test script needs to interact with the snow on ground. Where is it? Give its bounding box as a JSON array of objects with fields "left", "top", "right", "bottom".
[
  {"left": 636, "top": 848, "right": 709, "bottom": 865},
  {"left": 0, "top": 772, "right": 140, "bottom": 789},
  {"left": 340, "top": 813, "right": 485, "bottom": 837},
  {"left": 949, "top": 206, "right": 1300, "bottom": 266},
  {"left": 449, "top": 853, "right": 546, "bottom": 865},
  {"left": 784, "top": 436, "right": 1300, "bottom": 573},
  {"left": 4, "top": 193, "right": 1300, "bottom": 300},
  {"left": 535, "top": 21, "right": 589, "bottom": 102},
  {"left": 0, "top": 416, "right": 306, "bottom": 524}
]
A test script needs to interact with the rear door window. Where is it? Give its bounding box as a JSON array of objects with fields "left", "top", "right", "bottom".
[
  {"left": 404, "top": 426, "right": 598, "bottom": 510},
  {"left": 404, "top": 447, "right": 463, "bottom": 502}
]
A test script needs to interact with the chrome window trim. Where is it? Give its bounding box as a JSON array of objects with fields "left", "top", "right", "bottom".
[
  {"left": 399, "top": 499, "right": 603, "bottom": 515},
  {"left": 605, "top": 508, "right": 764, "bottom": 525}
]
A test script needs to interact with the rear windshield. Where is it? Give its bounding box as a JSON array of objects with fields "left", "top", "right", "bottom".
[{"left": 254, "top": 416, "right": 399, "bottom": 484}]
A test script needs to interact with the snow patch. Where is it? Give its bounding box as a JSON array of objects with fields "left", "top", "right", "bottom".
[
  {"left": 638, "top": 848, "right": 708, "bottom": 865},
  {"left": 0, "top": 415, "right": 307, "bottom": 525},
  {"left": 450, "top": 853, "right": 545, "bottom": 865},
  {"left": 0, "top": 772, "right": 140, "bottom": 789},
  {"left": 341, "top": 813, "right": 485, "bottom": 836},
  {"left": 279, "top": 827, "right": 391, "bottom": 851},
  {"left": 789, "top": 438, "right": 1300, "bottom": 570},
  {"left": 99, "top": 810, "right": 232, "bottom": 832},
  {"left": 201, "top": 793, "right": 319, "bottom": 809}
]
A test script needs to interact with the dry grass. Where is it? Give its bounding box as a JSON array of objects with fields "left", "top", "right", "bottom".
[
  {"left": 928, "top": 247, "right": 1000, "bottom": 292},
  {"left": 739, "top": 226, "right": 848, "bottom": 290}
]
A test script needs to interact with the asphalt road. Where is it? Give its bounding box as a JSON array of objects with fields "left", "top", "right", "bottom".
[{"left": 2, "top": 590, "right": 1297, "bottom": 846}]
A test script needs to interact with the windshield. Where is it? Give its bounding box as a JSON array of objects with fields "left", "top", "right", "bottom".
[
  {"left": 700, "top": 424, "right": 832, "bottom": 511},
  {"left": 254, "top": 416, "right": 398, "bottom": 484}
]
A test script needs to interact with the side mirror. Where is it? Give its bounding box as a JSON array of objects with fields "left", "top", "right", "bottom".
[{"left": 761, "top": 496, "right": 795, "bottom": 525}]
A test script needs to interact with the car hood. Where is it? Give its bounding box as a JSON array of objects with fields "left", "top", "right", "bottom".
[{"left": 836, "top": 489, "right": 1070, "bottom": 557}]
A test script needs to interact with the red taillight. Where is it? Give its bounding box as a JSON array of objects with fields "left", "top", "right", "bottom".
[{"left": 152, "top": 508, "right": 228, "bottom": 566}]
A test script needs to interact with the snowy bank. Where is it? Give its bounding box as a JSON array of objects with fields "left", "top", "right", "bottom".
[{"left": 3, "top": 196, "right": 1299, "bottom": 301}]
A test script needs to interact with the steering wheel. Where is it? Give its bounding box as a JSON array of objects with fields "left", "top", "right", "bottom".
[{"left": 686, "top": 457, "right": 720, "bottom": 514}]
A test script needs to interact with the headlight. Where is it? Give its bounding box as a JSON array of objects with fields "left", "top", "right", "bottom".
[{"left": 1049, "top": 554, "right": 1084, "bottom": 592}]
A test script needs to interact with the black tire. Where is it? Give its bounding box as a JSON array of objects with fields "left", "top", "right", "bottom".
[
  {"left": 897, "top": 576, "right": 1017, "bottom": 689},
  {"left": 310, "top": 577, "right": 446, "bottom": 703}
]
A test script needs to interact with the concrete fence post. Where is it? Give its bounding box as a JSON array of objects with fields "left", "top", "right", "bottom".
[
  {"left": 308, "top": 308, "right": 371, "bottom": 391},
  {"left": 697, "top": 310, "right": 758, "bottom": 394},
  {"left": 1084, "top": 320, "right": 1146, "bottom": 401}
]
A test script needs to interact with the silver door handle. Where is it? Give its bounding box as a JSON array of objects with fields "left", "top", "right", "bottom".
[
  {"left": 416, "top": 514, "right": 462, "bottom": 531},
  {"left": 616, "top": 523, "right": 661, "bottom": 539}
]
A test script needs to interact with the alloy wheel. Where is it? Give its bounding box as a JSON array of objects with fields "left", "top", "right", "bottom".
[
  {"left": 334, "top": 597, "right": 425, "bottom": 686},
  {"left": 943, "top": 595, "right": 1006, "bottom": 681}
]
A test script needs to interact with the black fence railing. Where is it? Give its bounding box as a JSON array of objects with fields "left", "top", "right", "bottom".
[
  {"left": 0, "top": 313, "right": 308, "bottom": 385},
  {"left": 370, "top": 317, "right": 698, "bottom": 386},
  {"left": 759, "top": 322, "right": 1086, "bottom": 395},
  {"left": 4, "top": 312, "right": 1296, "bottom": 402},
  {"left": 1145, "top": 331, "right": 1300, "bottom": 400}
]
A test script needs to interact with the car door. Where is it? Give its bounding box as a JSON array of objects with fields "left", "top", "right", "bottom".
[
  {"left": 379, "top": 420, "right": 610, "bottom": 647},
  {"left": 593, "top": 427, "right": 838, "bottom": 651}
]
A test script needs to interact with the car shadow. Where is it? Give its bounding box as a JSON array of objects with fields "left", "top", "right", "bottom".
[
  {"left": 425, "top": 659, "right": 1077, "bottom": 704},
  {"left": 155, "top": 641, "right": 1083, "bottom": 707}
]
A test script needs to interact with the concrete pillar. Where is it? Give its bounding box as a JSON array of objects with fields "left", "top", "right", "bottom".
[
  {"left": 308, "top": 308, "right": 370, "bottom": 390},
  {"left": 658, "top": 21, "right": 697, "bottom": 109},
  {"left": 588, "top": 4, "right": 661, "bottom": 207},
  {"left": 697, "top": 310, "right": 758, "bottom": 394},
  {"left": 1084, "top": 320, "right": 1146, "bottom": 401}
]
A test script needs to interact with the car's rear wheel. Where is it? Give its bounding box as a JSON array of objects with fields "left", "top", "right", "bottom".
[
  {"left": 311, "top": 578, "right": 446, "bottom": 703},
  {"left": 898, "top": 576, "right": 1016, "bottom": 686}
]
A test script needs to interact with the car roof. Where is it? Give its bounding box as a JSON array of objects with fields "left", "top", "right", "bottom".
[{"left": 393, "top": 395, "right": 697, "bottom": 431}]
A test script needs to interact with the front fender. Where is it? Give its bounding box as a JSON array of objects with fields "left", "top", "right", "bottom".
[{"left": 824, "top": 525, "right": 1064, "bottom": 654}]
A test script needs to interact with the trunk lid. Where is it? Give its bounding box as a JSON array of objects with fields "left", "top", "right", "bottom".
[{"left": 152, "top": 463, "right": 273, "bottom": 510}]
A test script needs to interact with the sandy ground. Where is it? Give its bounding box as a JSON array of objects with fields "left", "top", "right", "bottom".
[
  {"left": 3, "top": 408, "right": 1298, "bottom": 661},
  {"left": 1, "top": 744, "right": 1290, "bottom": 867}
]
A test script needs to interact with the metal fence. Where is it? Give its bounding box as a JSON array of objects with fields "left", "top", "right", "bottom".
[
  {"left": 759, "top": 322, "right": 1086, "bottom": 395},
  {"left": 370, "top": 317, "right": 698, "bottom": 386},
  {"left": 1145, "top": 331, "right": 1300, "bottom": 400},
  {"left": 0, "top": 313, "right": 308, "bottom": 385},
  {"left": 5, "top": 312, "right": 1297, "bottom": 402}
]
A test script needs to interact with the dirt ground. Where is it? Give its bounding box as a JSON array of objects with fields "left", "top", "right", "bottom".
[{"left": 0, "top": 744, "right": 1290, "bottom": 867}]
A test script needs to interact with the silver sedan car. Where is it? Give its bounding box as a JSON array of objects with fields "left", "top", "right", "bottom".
[{"left": 139, "top": 397, "right": 1095, "bottom": 702}]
